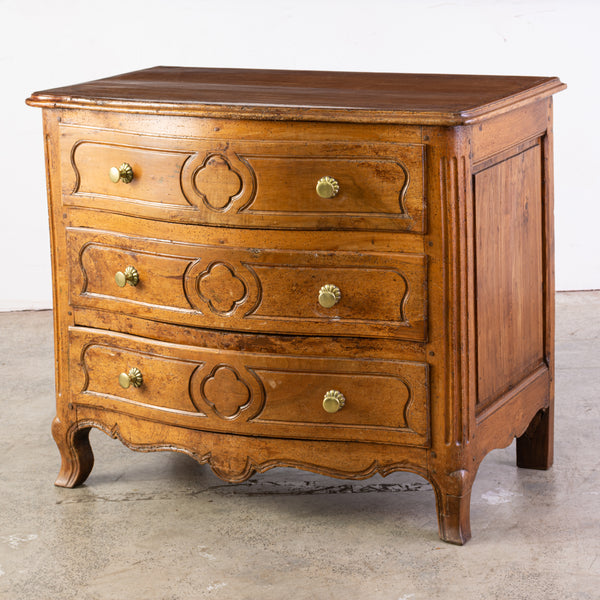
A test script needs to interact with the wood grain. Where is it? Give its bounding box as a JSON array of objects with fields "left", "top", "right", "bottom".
[
  {"left": 27, "top": 66, "right": 565, "bottom": 125},
  {"left": 69, "top": 327, "right": 430, "bottom": 447},
  {"left": 68, "top": 226, "right": 428, "bottom": 340},
  {"left": 28, "top": 68, "right": 565, "bottom": 544},
  {"left": 61, "top": 123, "right": 426, "bottom": 232},
  {"left": 474, "top": 145, "right": 545, "bottom": 410}
]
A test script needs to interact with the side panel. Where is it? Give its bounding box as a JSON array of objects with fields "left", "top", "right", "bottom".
[{"left": 474, "top": 144, "right": 545, "bottom": 411}]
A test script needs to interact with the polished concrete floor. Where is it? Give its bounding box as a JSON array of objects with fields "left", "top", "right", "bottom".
[{"left": 0, "top": 292, "right": 598, "bottom": 599}]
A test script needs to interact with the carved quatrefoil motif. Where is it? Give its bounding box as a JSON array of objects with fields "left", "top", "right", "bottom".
[
  {"left": 198, "top": 262, "right": 247, "bottom": 315},
  {"left": 193, "top": 155, "right": 242, "bottom": 211},
  {"left": 201, "top": 365, "right": 251, "bottom": 420}
]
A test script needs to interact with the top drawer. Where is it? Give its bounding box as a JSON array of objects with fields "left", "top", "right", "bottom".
[{"left": 59, "top": 124, "right": 425, "bottom": 232}]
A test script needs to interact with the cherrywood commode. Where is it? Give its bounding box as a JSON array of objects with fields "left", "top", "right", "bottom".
[{"left": 27, "top": 67, "right": 566, "bottom": 544}]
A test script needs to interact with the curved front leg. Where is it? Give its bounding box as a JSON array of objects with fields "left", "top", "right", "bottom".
[
  {"left": 433, "top": 485, "right": 472, "bottom": 545},
  {"left": 430, "top": 468, "right": 474, "bottom": 545},
  {"left": 51, "top": 417, "right": 94, "bottom": 487}
]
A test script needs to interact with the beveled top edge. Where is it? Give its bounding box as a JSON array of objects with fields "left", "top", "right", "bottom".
[{"left": 26, "top": 66, "right": 567, "bottom": 125}]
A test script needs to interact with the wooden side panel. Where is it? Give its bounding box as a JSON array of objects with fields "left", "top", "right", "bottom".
[
  {"left": 474, "top": 145, "right": 545, "bottom": 410},
  {"left": 471, "top": 100, "right": 549, "bottom": 163}
]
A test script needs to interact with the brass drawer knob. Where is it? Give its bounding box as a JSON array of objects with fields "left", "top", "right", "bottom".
[
  {"left": 115, "top": 266, "right": 139, "bottom": 287},
  {"left": 318, "top": 284, "right": 341, "bottom": 308},
  {"left": 316, "top": 176, "right": 339, "bottom": 199},
  {"left": 323, "top": 390, "right": 345, "bottom": 413},
  {"left": 109, "top": 162, "right": 134, "bottom": 184},
  {"left": 119, "top": 367, "right": 143, "bottom": 389}
]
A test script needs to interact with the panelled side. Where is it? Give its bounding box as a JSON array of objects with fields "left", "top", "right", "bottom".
[{"left": 473, "top": 144, "right": 545, "bottom": 413}]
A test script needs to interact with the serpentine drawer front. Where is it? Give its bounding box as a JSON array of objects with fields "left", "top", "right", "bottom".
[
  {"left": 69, "top": 328, "right": 430, "bottom": 447},
  {"left": 60, "top": 124, "right": 426, "bottom": 232},
  {"left": 67, "top": 227, "right": 427, "bottom": 340},
  {"left": 27, "top": 66, "right": 565, "bottom": 545}
]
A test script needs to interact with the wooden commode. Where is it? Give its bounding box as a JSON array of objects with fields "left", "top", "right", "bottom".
[{"left": 27, "top": 67, "right": 566, "bottom": 544}]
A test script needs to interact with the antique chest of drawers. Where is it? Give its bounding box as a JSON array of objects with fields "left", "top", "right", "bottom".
[{"left": 27, "top": 67, "right": 566, "bottom": 544}]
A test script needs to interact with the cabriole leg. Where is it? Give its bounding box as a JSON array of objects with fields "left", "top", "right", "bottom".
[
  {"left": 434, "top": 485, "right": 472, "bottom": 545},
  {"left": 51, "top": 417, "right": 94, "bottom": 487}
]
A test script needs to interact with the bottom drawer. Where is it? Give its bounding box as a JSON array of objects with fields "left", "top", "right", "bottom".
[{"left": 69, "top": 328, "right": 430, "bottom": 447}]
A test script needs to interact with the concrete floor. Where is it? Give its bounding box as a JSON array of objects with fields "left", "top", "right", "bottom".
[{"left": 0, "top": 292, "right": 598, "bottom": 600}]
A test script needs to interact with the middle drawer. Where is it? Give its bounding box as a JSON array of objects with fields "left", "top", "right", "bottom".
[{"left": 68, "top": 228, "right": 427, "bottom": 341}]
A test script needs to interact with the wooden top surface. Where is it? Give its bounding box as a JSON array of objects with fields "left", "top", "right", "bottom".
[{"left": 27, "top": 66, "right": 566, "bottom": 125}]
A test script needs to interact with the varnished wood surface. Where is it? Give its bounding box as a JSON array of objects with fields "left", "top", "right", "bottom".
[
  {"left": 61, "top": 406, "right": 431, "bottom": 485},
  {"left": 475, "top": 145, "right": 545, "bottom": 409},
  {"left": 68, "top": 226, "right": 427, "bottom": 340},
  {"left": 69, "top": 327, "right": 430, "bottom": 447},
  {"left": 72, "top": 307, "right": 428, "bottom": 363},
  {"left": 471, "top": 99, "right": 550, "bottom": 164},
  {"left": 29, "top": 69, "right": 565, "bottom": 545},
  {"left": 27, "top": 66, "right": 566, "bottom": 125},
  {"left": 60, "top": 122, "right": 426, "bottom": 232}
]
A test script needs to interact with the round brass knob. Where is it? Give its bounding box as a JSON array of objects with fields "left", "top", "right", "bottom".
[
  {"left": 316, "top": 176, "right": 339, "bottom": 199},
  {"left": 109, "top": 162, "right": 134, "bottom": 184},
  {"left": 115, "top": 266, "right": 139, "bottom": 287},
  {"left": 318, "top": 284, "right": 341, "bottom": 308},
  {"left": 323, "top": 390, "right": 345, "bottom": 413},
  {"left": 118, "top": 367, "right": 143, "bottom": 389}
]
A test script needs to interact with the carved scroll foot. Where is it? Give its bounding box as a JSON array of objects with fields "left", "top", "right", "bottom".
[
  {"left": 434, "top": 485, "right": 472, "bottom": 545},
  {"left": 516, "top": 406, "right": 554, "bottom": 470},
  {"left": 51, "top": 417, "right": 94, "bottom": 488}
]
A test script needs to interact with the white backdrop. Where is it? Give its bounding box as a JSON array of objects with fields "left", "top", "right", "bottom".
[{"left": 1, "top": 0, "right": 596, "bottom": 310}]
